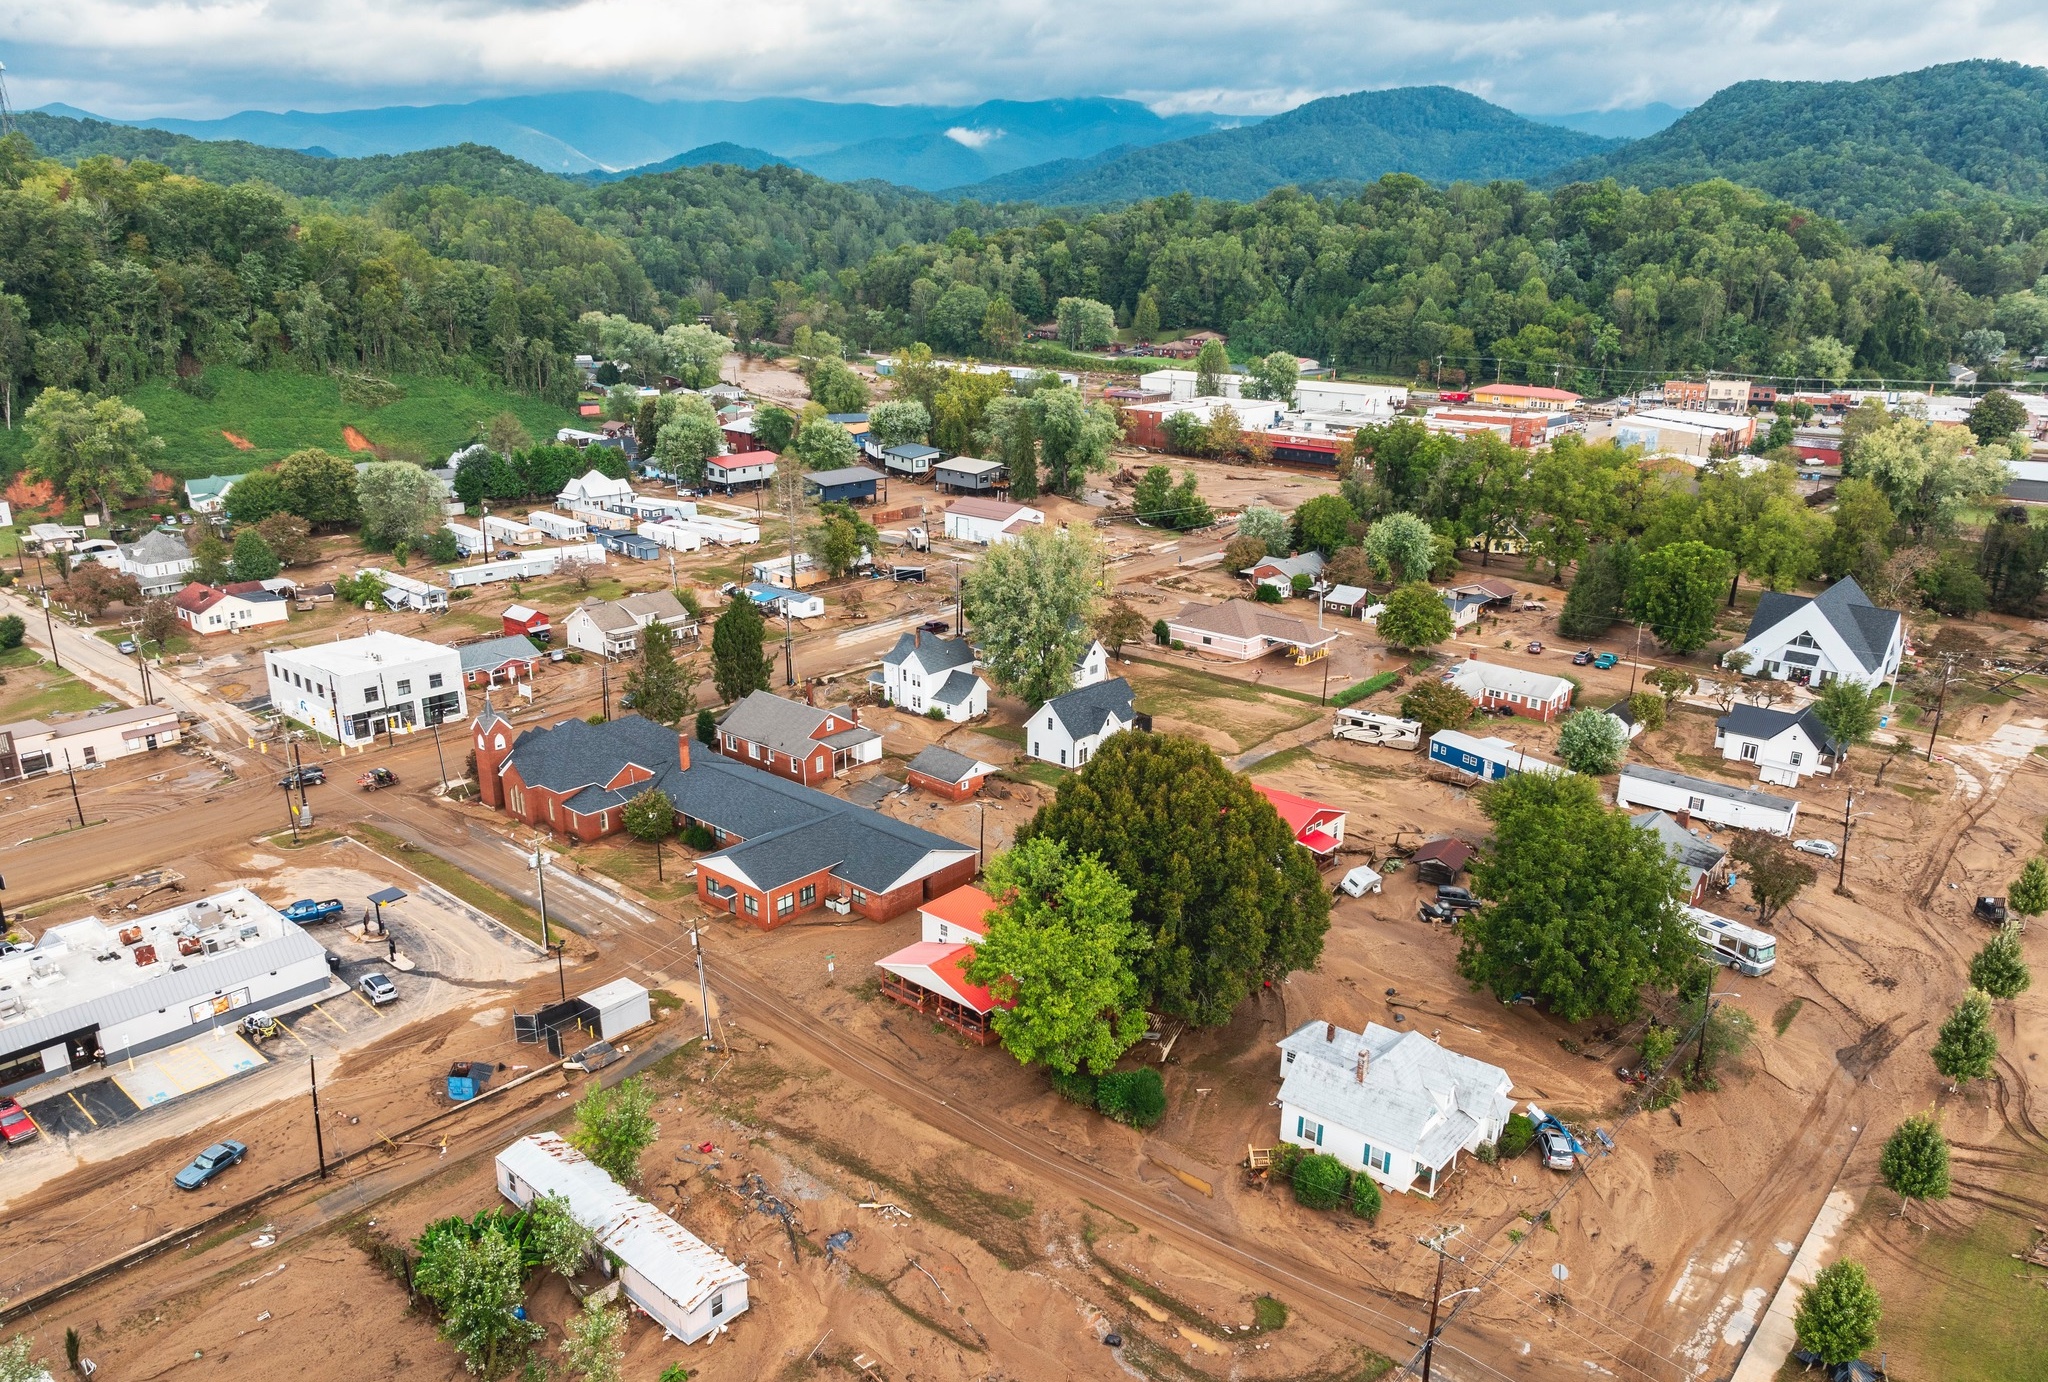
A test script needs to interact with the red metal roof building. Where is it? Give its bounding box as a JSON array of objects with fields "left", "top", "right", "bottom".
[
  {"left": 502, "top": 603, "right": 551, "bottom": 639},
  {"left": 1254, "top": 784, "right": 1347, "bottom": 866},
  {"left": 874, "top": 941, "right": 1009, "bottom": 1044}
]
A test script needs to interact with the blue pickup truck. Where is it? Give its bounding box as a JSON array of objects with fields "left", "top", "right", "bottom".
[{"left": 281, "top": 898, "right": 345, "bottom": 925}]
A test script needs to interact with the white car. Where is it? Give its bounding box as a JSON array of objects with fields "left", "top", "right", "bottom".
[
  {"left": 1792, "top": 838, "right": 1839, "bottom": 859},
  {"left": 359, "top": 972, "right": 399, "bottom": 1006}
]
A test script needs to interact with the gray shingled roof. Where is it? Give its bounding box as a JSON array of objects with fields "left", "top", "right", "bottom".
[
  {"left": 498, "top": 713, "right": 967, "bottom": 893},
  {"left": 930, "top": 668, "right": 985, "bottom": 706},
  {"left": 1716, "top": 703, "right": 1845, "bottom": 757},
  {"left": 718, "top": 690, "right": 845, "bottom": 759},
  {"left": 1042, "top": 677, "right": 1134, "bottom": 739},
  {"left": 458, "top": 635, "right": 542, "bottom": 675},
  {"left": 1631, "top": 810, "right": 1727, "bottom": 874},
  {"left": 118, "top": 530, "right": 194, "bottom": 565},
  {"left": 882, "top": 632, "right": 975, "bottom": 673},
  {"left": 906, "top": 744, "right": 990, "bottom": 784}
]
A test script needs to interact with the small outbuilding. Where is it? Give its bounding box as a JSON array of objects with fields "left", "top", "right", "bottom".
[
  {"left": 581, "top": 978, "right": 653, "bottom": 1040},
  {"left": 502, "top": 603, "right": 551, "bottom": 640},
  {"left": 905, "top": 743, "right": 998, "bottom": 801}
]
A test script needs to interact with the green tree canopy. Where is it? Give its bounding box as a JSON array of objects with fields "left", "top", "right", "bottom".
[
  {"left": 710, "top": 596, "right": 772, "bottom": 705},
  {"left": 805, "top": 356, "right": 870, "bottom": 413},
  {"left": 867, "top": 398, "right": 931, "bottom": 449},
  {"left": 1132, "top": 465, "right": 1210, "bottom": 530},
  {"left": 1793, "top": 1261, "right": 1881, "bottom": 1368},
  {"left": 653, "top": 410, "right": 724, "bottom": 486},
  {"left": 223, "top": 468, "right": 288, "bottom": 525},
  {"left": 1193, "top": 338, "right": 1229, "bottom": 396},
  {"left": 1362, "top": 511, "right": 1434, "bottom": 584},
  {"left": 1879, "top": 1112, "right": 1951, "bottom": 1204},
  {"left": 966, "top": 836, "right": 1149, "bottom": 1075},
  {"left": 1627, "top": 541, "right": 1735, "bottom": 653},
  {"left": 568, "top": 1075, "right": 659, "bottom": 1183},
  {"left": 1558, "top": 541, "right": 1634, "bottom": 639},
  {"left": 230, "top": 528, "right": 280, "bottom": 582},
  {"left": 624, "top": 624, "right": 693, "bottom": 725},
  {"left": 752, "top": 404, "right": 798, "bottom": 454},
  {"left": 1292, "top": 493, "right": 1357, "bottom": 555},
  {"left": 24, "top": 388, "right": 163, "bottom": 516},
  {"left": 356, "top": 461, "right": 448, "bottom": 548},
  {"left": 1848, "top": 416, "right": 2014, "bottom": 537},
  {"left": 1399, "top": 679, "right": 1474, "bottom": 736},
  {"left": 961, "top": 524, "right": 1102, "bottom": 707},
  {"left": 1967, "top": 389, "right": 2028, "bottom": 444},
  {"left": 806, "top": 500, "right": 880, "bottom": 578},
  {"left": 1376, "top": 581, "right": 1453, "bottom": 649},
  {"left": 1238, "top": 503, "right": 1289, "bottom": 552},
  {"left": 1729, "top": 831, "right": 1816, "bottom": 923},
  {"left": 1031, "top": 387, "right": 1121, "bottom": 497},
  {"left": 412, "top": 1227, "right": 540, "bottom": 1377},
  {"left": 1968, "top": 923, "right": 2032, "bottom": 999},
  {"left": 1819, "top": 478, "right": 1896, "bottom": 586},
  {"left": 1812, "top": 679, "right": 1882, "bottom": 751},
  {"left": 1459, "top": 772, "right": 1694, "bottom": 1023},
  {"left": 1020, "top": 733, "right": 1329, "bottom": 1026},
  {"left": 1245, "top": 350, "right": 1298, "bottom": 404},
  {"left": 791, "top": 415, "right": 859, "bottom": 470},
  {"left": 1930, "top": 989, "right": 1998, "bottom": 1084},
  {"left": 1556, "top": 707, "right": 1628, "bottom": 774},
  {"left": 1055, "top": 296, "right": 1116, "bottom": 350},
  {"left": 2008, "top": 856, "right": 2048, "bottom": 918}
]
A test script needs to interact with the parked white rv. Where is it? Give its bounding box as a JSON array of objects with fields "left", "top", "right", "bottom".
[
  {"left": 1333, "top": 708, "right": 1423, "bottom": 749},
  {"left": 1686, "top": 906, "right": 1776, "bottom": 976}
]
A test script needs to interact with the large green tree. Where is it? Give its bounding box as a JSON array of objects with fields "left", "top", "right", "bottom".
[
  {"left": 356, "top": 461, "right": 447, "bottom": 548},
  {"left": 1811, "top": 679, "right": 1881, "bottom": 752},
  {"left": 961, "top": 524, "right": 1102, "bottom": 707},
  {"left": 1362, "top": 511, "right": 1434, "bottom": 584},
  {"left": 867, "top": 398, "right": 930, "bottom": 449},
  {"left": 412, "top": 1228, "right": 541, "bottom": 1377},
  {"left": 1879, "top": 1112, "right": 1951, "bottom": 1206},
  {"left": 1930, "top": 990, "right": 1998, "bottom": 1085},
  {"left": 1400, "top": 679, "right": 1474, "bottom": 736},
  {"left": 1627, "top": 541, "right": 1735, "bottom": 653},
  {"left": 806, "top": 500, "right": 879, "bottom": 578},
  {"left": 1968, "top": 923, "right": 2032, "bottom": 999},
  {"left": 1967, "top": 389, "right": 2028, "bottom": 444},
  {"left": 1556, "top": 707, "right": 1627, "bottom": 774},
  {"left": 1558, "top": 542, "right": 1634, "bottom": 639},
  {"left": 966, "top": 837, "right": 1148, "bottom": 1075},
  {"left": 624, "top": 623, "right": 693, "bottom": 725},
  {"left": 23, "top": 388, "right": 163, "bottom": 516},
  {"left": 1793, "top": 1261, "right": 1881, "bottom": 1368},
  {"left": 275, "top": 448, "right": 363, "bottom": 529},
  {"left": 791, "top": 416, "right": 859, "bottom": 470},
  {"left": 621, "top": 787, "right": 676, "bottom": 881},
  {"left": 1292, "top": 493, "right": 1357, "bottom": 556},
  {"left": 1193, "top": 338, "right": 1230, "bottom": 396},
  {"left": 1848, "top": 417, "right": 2013, "bottom": 537},
  {"left": 710, "top": 596, "right": 772, "bottom": 704},
  {"left": 1054, "top": 296, "right": 1116, "bottom": 350},
  {"left": 230, "top": 528, "right": 280, "bottom": 581},
  {"left": 1376, "top": 581, "right": 1453, "bottom": 649},
  {"left": 752, "top": 405, "right": 798, "bottom": 454},
  {"left": 1459, "top": 772, "right": 1694, "bottom": 1023},
  {"left": 1032, "top": 387, "right": 1121, "bottom": 497},
  {"left": 569, "top": 1075, "right": 659, "bottom": 1184},
  {"left": 653, "top": 409, "right": 724, "bottom": 486},
  {"left": 1020, "top": 734, "right": 1329, "bottom": 1026},
  {"left": 223, "top": 468, "right": 288, "bottom": 525}
]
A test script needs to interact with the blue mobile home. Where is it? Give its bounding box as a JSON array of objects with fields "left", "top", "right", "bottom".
[
  {"left": 1427, "top": 729, "right": 1563, "bottom": 781},
  {"left": 596, "top": 530, "right": 661, "bottom": 561}
]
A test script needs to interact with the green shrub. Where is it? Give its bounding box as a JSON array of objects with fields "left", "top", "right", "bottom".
[
  {"left": 1170, "top": 639, "right": 1185, "bottom": 650},
  {"left": 1269, "top": 1141, "right": 1306, "bottom": 1180},
  {"left": 679, "top": 823, "right": 714, "bottom": 850},
  {"left": 1050, "top": 1069, "right": 1098, "bottom": 1106},
  {"left": 1473, "top": 1139, "right": 1499, "bottom": 1165},
  {"left": 1252, "top": 1296, "right": 1288, "bottom": 1331},
  {"left": 1153, "top": 619, "right": 1170, "bottom": 646},
  {"left": 1347, "top": 1170, "right": 1382, "bottom": 1220},
  {"left": 1498, "top": 1112, "right": 1535, "bottom": 1158},
  {"left": 1291, "top": 1152, "right": 1348, "bottom": 1210},
  {"left": 926, "top": 706, "right": 947, "bottom": 720},
  {"left": 1094, "top": 1068, "right": 1167, "bottom": 1129},
  {"left": 1330, "top": 669, "right": 1400, "bottom": 708},
  {"left": 1255, "top": 583, "right": 1284, "bottom": 604}
]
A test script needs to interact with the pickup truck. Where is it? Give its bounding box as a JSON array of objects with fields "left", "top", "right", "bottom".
[{"left": 281, "top": 898, "right": 345, "bottom": 925}]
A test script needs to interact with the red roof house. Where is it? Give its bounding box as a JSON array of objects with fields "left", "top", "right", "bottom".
[
  {"left": 1254, "top": 784, "right": 1347, "bottom": 865},
  {"left": 919, "top": 883, "right": 997, "bottom": 943}
]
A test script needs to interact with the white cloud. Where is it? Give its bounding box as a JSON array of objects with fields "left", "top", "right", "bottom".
[
  {"left": 5, "top": 0, "right": 2047, "bottom": 119},
  {"left": 944, "top": 126, "right": 1002, "bottom": 149}
]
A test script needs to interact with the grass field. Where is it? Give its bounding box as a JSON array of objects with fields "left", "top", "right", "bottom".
[
  {"left": 0, "top": 664, "right": 109, "bottom": 722},
  {"left": 1128, "top": 661, "right": 1325, "bottom": 753},
  {"left": 1872, "top": 1185, "right": 2048, "bottom": 1381},
  {"left": 0, "top": 366, "right": 579, "bottom": 482}
]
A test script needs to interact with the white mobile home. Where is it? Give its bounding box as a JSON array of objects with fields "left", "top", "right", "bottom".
[
  {"left": 496, "top": 1133, "right": 747, "bottom": 1344},
  {"left": 445, "top": 523, "right": 487, "bottom": 557},
  {"left": 446, "top": 553, "right": 564, "bottom": 588},
  {"left": 636, "top": 521, "right": 705, "bottom": 552},
  {"left": 481, "top": 514, "right": 543, "bottom": 548},
  {"left": 1615, "top": 764, "right": 1799, "bottom": 836},
  {"left": 678, "top": 516, "right": 761, "bottom": 546},
  {"left": 364, "top": 568, "right": 450, "bottom": 612},
  {"left": 526, "top": 510, "right": 590, "bottom": 541}
]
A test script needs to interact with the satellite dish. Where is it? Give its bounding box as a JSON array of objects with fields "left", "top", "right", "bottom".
[{"left": 1551, "top": 1264, "right": 1569, "bottom": 1282}]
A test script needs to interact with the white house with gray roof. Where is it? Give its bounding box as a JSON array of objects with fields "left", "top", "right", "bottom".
[
  {"left": 878, "top": 632, "right": 988, "bottom": 722},
  {"left": 115, "top": 530, "right": 198, "bottom": 597},
  {"left": 1727, "top": 577, "right": 1903, "bottom": 692},
  {"left": 1027, "top": 677, "right": 1135, "bottom": 769},
  {"left": 1278, "top": 1020, "right": 1515, "bottom": 1198},
  {"left": 1714, "top": 703, "right": 1844, "bottom": 787}
]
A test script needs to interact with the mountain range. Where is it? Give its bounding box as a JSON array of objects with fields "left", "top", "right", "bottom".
[
  {"left": 28, "top": 62, "right": 2048, "bottom": 229},
  {"left": 36, "top": 93, "right": 1248, "bottom": 189}
]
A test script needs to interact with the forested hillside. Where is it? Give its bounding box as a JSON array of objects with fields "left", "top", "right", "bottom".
[
  {"left": 1555, "top": 61, "right": 2048, "bottom": 228},
  {"left": 958, "top": 87, "right": 1616, "bottom": 205}
]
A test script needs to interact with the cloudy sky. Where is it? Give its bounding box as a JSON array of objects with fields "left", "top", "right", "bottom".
[{"left": 8, "top": 0, "right": 2048, "bottom": 119}]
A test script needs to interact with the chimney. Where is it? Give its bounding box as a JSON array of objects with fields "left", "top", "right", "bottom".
[
  {"left": 913, "top": 629, "right": 922, "bottom": 648},
  {"left": 1355, "top": 1050, "right": 1369, "bottom": 1083},
  {"left": 1324, "top": 1021, "right": 1336, "bottom": 1043},
  {"left": 677, "top": 727, "right": 691, "bottom": 771},
  {"left": 805, "top": 681, "right": 816, "bottom": 707},
  {"left": 1674, "top": 808, "right": 1691, "bottom": 830}
]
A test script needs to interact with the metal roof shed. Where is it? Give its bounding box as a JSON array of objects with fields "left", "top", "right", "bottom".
[
  {"left": 581, "top": 978, "right": 652, "bottom": 1039},
  {"left": 496, "top": 1133, "right": 747, "bottom": 1344}
]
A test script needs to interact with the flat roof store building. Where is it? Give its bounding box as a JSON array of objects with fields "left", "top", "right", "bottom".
[
  {"left": 0, "top": 888, "right": 331, "bottom": 1095},
  {"left": 496, "top": 1132, "right": 748, "bottom": 1344},
  {"left": 264, "top": 631, "right": 465, "bottom": 745}
]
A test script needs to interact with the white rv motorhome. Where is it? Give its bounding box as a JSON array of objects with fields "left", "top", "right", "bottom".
[
  {"left": 1332, "top": 708, "right": 1423, "bottom": 749},
  {"left": 1687, "top": 906, "right": 1776, "bottom": 977}
]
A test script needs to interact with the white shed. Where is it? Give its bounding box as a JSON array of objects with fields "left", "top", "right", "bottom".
[
  {"left": 582, "top": 978, "right": 652, "bottom": 1039},
  {"left": 496, "top": 1133, "right": 747, "bottom": 1344}
]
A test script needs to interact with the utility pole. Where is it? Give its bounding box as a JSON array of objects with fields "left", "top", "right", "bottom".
[
  {"left": 61, "top": 749, "right": 85, "bottom": 829},
  {"left": 40, "top": 595, "right": 58, "bottom": 670},
  {"left": 1924, "top": 654, "right": 1956, "bottom": 760},
  {"left": 600, "top": 661, "right": 611, "bottom": 720},
  {"left": 1836, "top": 789, "right": 1854, "bottom": 892},
  {"left": 283, "top": 766, "right": 301, "bottom": 844},
  {"left": 1417, "top": 1225, "right": 1464, "bottom": 1382},
  {"left": 428, "top": 712, "right": 450, "bottom": 790},
  {"left": 691, "top": 925, "right": 715, "bottom": 1048},
  {"left": 309, "top": 1057, "right": 327, "bottom": 1178},
  {"left": 530, "top": 843, "right": 553, "bottom": 956}
]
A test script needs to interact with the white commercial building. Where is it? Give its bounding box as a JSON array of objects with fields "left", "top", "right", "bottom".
[
  {"left": 496, "top": 1132, "right": 748, "bottom": 1344},
  {"left": 264, "top": 631, "right": 465, "bottom": 744},
  {"left": 0, "top": 888, "right": 332, "bottom": 1095},
  {"left": 1137, "top": 369, "right": 1407, "bottom": 415}
]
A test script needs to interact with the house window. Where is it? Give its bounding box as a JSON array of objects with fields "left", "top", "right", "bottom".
[
  {"left": 1370, "top": 1148, "right": 1391, "bottom": 1173},
  {"left": 851, "top": 888, "right": 868, "bottom": 904},
  {"left": 363, "top": 686, "right": 380, "bottom": 704},
  {"left": 428, "top": 673, "right": 444, "bottom": 689},
  {"left": 1059, "top": 749, "right": 1068, "bottom": 766},
  {"left": 743, "top": 895, "right": 759, "bottom": 916},
  {"left": 82, "top": 747, "right": 97, "bottom": 764},
  {"left": 799, "top": 884, "right": 816, "bottom": 906},
  {"left": 776, "top": 893, "right": 794, "bottom": 917},
  {"left": 1741, "top": 743, "right": 1758, "bottom": 761},
  {"left": 395, "top": 679, "right": 412, "bottom": 696},
  {"left": 1687, "top": 795, "right": 1706, "bottom": 811},
  {"left": 710, "top": 1293, "right": 725, "bottom": 1318},
  {"left": 1790, "top": 751, "right": 1803, "bottom": 766},
  {"left": 1295, "top": 1115, "right": 1323, "bottom": 1146}
]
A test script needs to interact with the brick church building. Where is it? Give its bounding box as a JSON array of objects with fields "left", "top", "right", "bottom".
[{"left": 471, "top": 703, "right": 977, "bottom": 928}]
